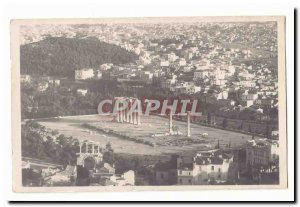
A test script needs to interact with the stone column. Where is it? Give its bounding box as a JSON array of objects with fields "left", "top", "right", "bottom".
[
  {"left": 116, "top": 110, "right": 120, "bottom": 122},
  {"left": 85, "top": 143, "right": 88, "bottom": 153},
  {"left": 127, "top": 99, "right": 131, "bottom": 123},
  {"left": 79, "top": 143, "right": 82, "bottom": 154},
  {"left": 112, "top": 99, "right": 116, "bottom": 122},
  {"left": 137, "top": 111, "right": 141, "bottom": 125},
  {"left": 169, "top": 111, "right": 173, "bottom": 134},
  {"left": 120, "top": 108, "right": 123, "bottom": 123},
  {"left": 133, "top": 111, "right": 136, "bottom": 124},
  {"left": 187, "top": 111, "right": 191, "bottom": 137},
  {"left": 126, "top": 101, "right": 130, "bottom": 123},
  {"left": 123, "top": 107, "right": 126, "bottom": 122},
  {"left": 129, "top": 100, "right": 134, "bottom": 124}
]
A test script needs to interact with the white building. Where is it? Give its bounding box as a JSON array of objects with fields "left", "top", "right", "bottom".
[
  {"left": 172, "top": 82, "right": 201, "bottom": 94},
  {"left": 240, "top": 100, "right": 254, "bottom": 107},
  {"left": 168, "top": 52, "right": 179, "bottom": 62},
  {"left": 100, "top": 63, "right": 113, "bottom": 71},
  {"left": 214, "top": 68, "right": 226, "bottom": 80},
  {"left": 239, "top": 80, "right": 256, "bottom": 88},
  {"left": 227, "top": 65, "right": 236, "bottom": 76},
  {"left": 177, "top": 150, "right": 234, "bottom": 185},
  {"left": 95, "top": 70, "right": 103, "bottom": 79},
  {"left": 239, "top": 71, "right": 255, "bottom": 80},
  {"left": 161, "top": 75, "right": 177, "bottom": 89},
  {"left": 213, "top": 78, "right": 227, "bottom": 86},
  {"left": 255, "top": 98, "right": 274, "bottom": 107},
  {"left": 77, "top": 89, "right": 88, "bottom": 96},
  {"left": 122, "top": 170, "right": 135, "bottom": 186},
  {"left": 48, "top": 79, "right": 60, "bottom": 87},
  {"left": 241, "top": 91, "right": 258, "bottom": 101},
  {"left": 21, "top": 75, "right": 31, "bottom": 83},
  {"left": 160, "top": 60, "right": 170, "bottom": 67},
  {"left": 193, "top": 69, "right": 211, "bottom": 80},
  {"left": 140, "top": 71, "right": 154, "bottom": 83},
  {"left": 75, "top": 68, "right": 94, "bottom": 80},
  {"left": 176, "top": 58, "right": 187, "bottom": 67},
  {"left": 37, "top": 82, "right": 49, "bottom": 92},
  {"left": 215, "top": 91, "right": 229, "bottom": 100},
  {"left": 246, "top": 138, "right": 279, "bottom": 168}
]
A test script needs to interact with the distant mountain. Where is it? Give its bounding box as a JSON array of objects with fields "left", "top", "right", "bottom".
[{"left": 20, "top": 37, "right": 138, "bottom": 77}]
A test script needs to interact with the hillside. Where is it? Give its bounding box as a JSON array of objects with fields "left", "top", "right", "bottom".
[{"left": 20, "top": 37, "right": 138, "bottom": 77}]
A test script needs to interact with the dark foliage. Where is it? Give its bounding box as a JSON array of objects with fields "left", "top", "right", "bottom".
[
  {"left": 21, "top": 121, "right": 78, "bottom": 165},
  {"left": 20, "top": 37, "right": 138, "bottom": 77}
]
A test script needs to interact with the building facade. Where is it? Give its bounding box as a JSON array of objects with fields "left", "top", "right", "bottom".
[{"left": 75, "top": 68, "right": 94, "bottom": 80}]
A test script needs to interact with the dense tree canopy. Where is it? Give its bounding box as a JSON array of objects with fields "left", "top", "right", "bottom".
[
  {"left": 20, "top": 37, "right": 138, "bottom": 77},
  {"left": 21, "top": 121, "right": 78, "bottom": 165}
]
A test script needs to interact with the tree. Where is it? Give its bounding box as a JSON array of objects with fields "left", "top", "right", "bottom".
[
  {"left": 215, "top": 139, "right": 220, "bottom": 149},
  {"left": 51, "top": 130, "right": 59, "bottom": 136},
  {"left": 56, "top": 134, "right": 68, "bottom": 147},
  {"left": 222, "top": 118, "right": 228, "bottom": 128},
  {"left": 207, "top": 112, "right": 212, "bottom": 125},
  {"left": 248, "top": 125, "right": 252, "bottom": 133},
  {"left": 106, "top": 142, "right": 112, "bottom": 151},
  {"left": 240, "top": 121, "right": 244, "bottom": 130},
  {"left": 22, "top": 121, "right": 78, "bottom": 165},
  {"left": 266, "top": 122, "right": 270, "bottom": 138}
]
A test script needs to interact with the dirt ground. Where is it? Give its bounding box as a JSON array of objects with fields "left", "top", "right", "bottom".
[{"left": 38, "top": 114, "right": 259, "bottom": 155}]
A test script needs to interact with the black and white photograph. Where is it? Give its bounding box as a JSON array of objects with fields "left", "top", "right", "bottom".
[{"left": 10, "top": 16, "right": 287, "bottom": 193}]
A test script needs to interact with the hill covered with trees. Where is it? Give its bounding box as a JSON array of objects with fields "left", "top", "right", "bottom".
[{"left": 20, "top": 37, "right": 138, "bottom": 77}]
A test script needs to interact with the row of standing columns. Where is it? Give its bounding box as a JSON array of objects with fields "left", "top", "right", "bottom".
[{"left": 114, "top": 97, "right": 141, "bottom": 125}]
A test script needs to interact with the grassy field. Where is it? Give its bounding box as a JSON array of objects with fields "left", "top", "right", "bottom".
[{"left": 38, "top": 114, "right": 261, "bottom": 155}]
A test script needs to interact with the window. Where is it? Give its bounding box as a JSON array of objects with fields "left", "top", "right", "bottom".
[
  {"left": 188, "top": 172, "right": 191, "bottom": 175},
  {"left": 218, "top": 168, "right": 221, "bottom": 172},
  {"left": 161, "top": 173, "right": 164, "bottom": 179},
  {"left": 179, "top": 170, "right": 182, "bottom": 175},
  {"left": 211, "top": 166, "right": 214, "bottom": 171},
  {"left": 179, "top": 179, "right": 182, "bottom": 184},
  {"left": 218, "top": 174, "right": 221, "bottom": 179},
  {"left": 188, "top": 179, "right": 192, "bottom": 184}
]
